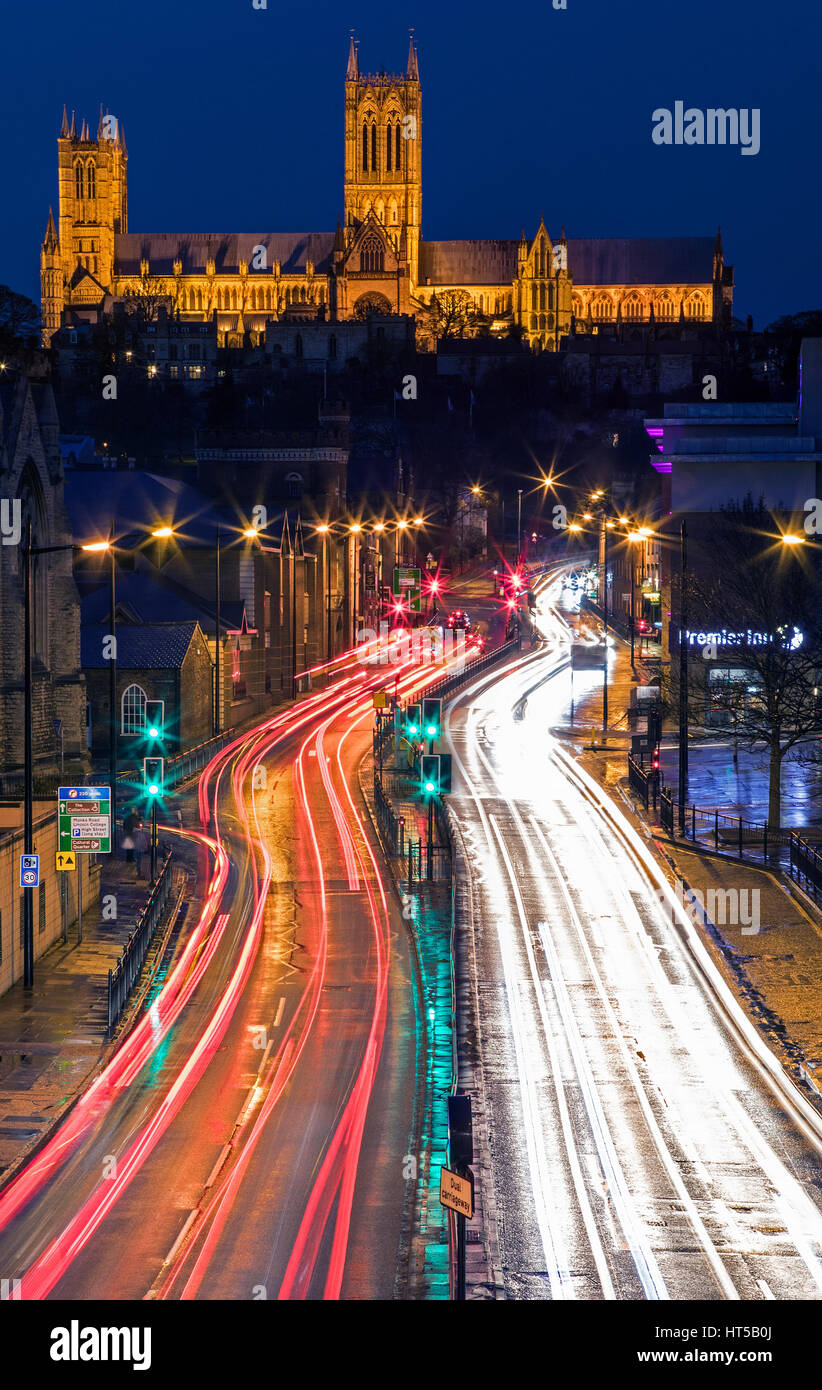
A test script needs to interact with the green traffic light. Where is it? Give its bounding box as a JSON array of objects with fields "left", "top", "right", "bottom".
[
  {"left": 425, "top": 780, "right": 435, "bottom": 793},
  {"left": 148, "top": 726, "right": 159, "bottom": 738},
  {"left": 148, "top": 783, "right": 159, "bottom": 796},
  {"left": 426, "top": 724, "right": 437, "bottom": 738},
  {"left": 409, "top": 724, "right": 419, "bottom": 735}
]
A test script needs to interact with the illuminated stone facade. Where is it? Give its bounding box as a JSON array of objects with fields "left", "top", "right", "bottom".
[{"left": 41, "top": 38, "right": 733, "bottom": 351}]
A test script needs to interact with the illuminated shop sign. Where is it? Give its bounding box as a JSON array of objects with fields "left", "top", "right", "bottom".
[{"left": 686, "top": 627, "right": 804, "bottom": 651}]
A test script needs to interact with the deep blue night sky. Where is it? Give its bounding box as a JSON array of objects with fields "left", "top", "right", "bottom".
[{"left": 5, "top": 0, "right": 821, "bottom": 326}]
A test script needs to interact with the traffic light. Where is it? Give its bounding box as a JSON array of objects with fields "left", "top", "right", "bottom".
[
  {"left": 422, "top": 697, "right": 442, "bottom": 743},
  {"left": 421, "top": 754, "right": 439, "bottom": 796},
  {"left": 144, "top": 700, "right": 164, "bottom": 743},
  {"left": 143, "top": 756, "right": 164, "bottom": 798},
  {"left": 406, "top": 703, "right": 421, "bottom": 739},
  {"left": 651, "top": 746, "right": 660, "bottom": 774}
]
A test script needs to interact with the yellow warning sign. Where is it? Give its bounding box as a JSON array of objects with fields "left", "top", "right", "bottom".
[
  {"left": 55, "top": 851, "right": 77, "bottom": 872},
  {"left": 373, "top": 690, "right": 387, "bottom": 709}
]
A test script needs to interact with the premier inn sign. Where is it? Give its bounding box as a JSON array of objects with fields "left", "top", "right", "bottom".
[{"left": 686, "top": 627, "right": 805, "bottom": 651}]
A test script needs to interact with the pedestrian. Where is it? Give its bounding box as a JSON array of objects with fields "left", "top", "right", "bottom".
[
  {"left": 132, "top": 821, "right": 149, "bottom": 879},
  {"left": 122, "top": 807, "right": 136, "bottom": 865}
]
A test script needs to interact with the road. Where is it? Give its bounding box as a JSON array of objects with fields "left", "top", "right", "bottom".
[
  {"left": 446, "top": 572, "right": 822, "bottom": 1300},
  {"left": 0, "top": 644, "right": 447, "bottom": 1300}
]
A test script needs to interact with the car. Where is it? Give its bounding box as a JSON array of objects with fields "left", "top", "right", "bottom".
[
  {"left": 447, "top": 609, "right": 471, "bottom": 631},
  {"left": 467, "top": 632, "right": 488, "bottom": 654}
]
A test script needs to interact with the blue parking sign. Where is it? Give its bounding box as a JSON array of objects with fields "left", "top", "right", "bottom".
[{"left": 20, "top": 854, "right": 39, "bottom": 888}]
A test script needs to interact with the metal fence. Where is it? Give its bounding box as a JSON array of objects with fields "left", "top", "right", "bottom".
[
  {"left": 107, "top": 850, "right": 175, "bottom": 1031},
  {"left": 657, "top": 787, "right": 822, "bottom": 903},
  {"left": 117, "top": 729, "right": 236, "bottom": 797},
  {"left": 628, "top": 754, "right": 661, "bottom": 812}
]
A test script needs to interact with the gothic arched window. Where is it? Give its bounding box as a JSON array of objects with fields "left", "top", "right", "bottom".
[
  {"left": 121, "top": 684, "right": 147, "bottom": 736},
  {"left": 396, "top": 123, "right": 401, "bottom": 169},
  {"left": 86, "top": 161, "right": 96, "bottom": 199},
  {"left": 386, "top": 124, "right": 393, "bottom": 171},
  {"left": 360, "top": 236, "right": 384, "bottom": 274},
  {"left": 74, "top": 162, "right": 84, "bottom": 200},
  {"left": 371, "top": 123, "right": 377, "bottom": 171},
  {"left": 531, "top": 284, "right": 537, "bottom": 312},
  {"left": 362, "top": 122, "right": 368, "bottom": 172},
  {"left": 539, "top": 283, "right": 546, "bottom": 311}
]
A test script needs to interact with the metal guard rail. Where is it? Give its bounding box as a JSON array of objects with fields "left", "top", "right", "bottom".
[{"left": 107, "top": 850, "right": 174, "bottom": 1031}]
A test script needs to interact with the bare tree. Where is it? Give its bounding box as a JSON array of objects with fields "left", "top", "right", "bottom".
[
  {"left": 122, "top": 277, "right": 174, "bottom": 324},
  {"left": 687, "top": 498, "right": 822, "bottom": 826},
  {"left": 416, "top": 289, "right": 487, "bottom": 342}
]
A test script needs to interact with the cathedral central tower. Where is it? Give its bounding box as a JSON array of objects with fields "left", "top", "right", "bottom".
[{"left": 343, "top": 33, "right": 421, "bottom": 289}]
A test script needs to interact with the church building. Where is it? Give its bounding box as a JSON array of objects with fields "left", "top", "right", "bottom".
[{"left": 41, "top": 36, "right": 734, "bottom": 352}]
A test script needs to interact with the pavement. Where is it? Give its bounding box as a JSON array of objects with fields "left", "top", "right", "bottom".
[
  {"left": 0, "top": 827, "right": 194, "bottom": 1184},
  {"left": 561, "top": 583, "right": 822, "bottom": 1113}
]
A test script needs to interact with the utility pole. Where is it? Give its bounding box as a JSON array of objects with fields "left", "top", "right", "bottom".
[
  {"left": 22, "top": 523, "right": 34, "bottom": 989},
  {"left": 678, "top": 519, "right": 688, "bottom": 834}
]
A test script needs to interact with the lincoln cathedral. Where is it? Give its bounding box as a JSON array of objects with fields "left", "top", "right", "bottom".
[{"left": 41, "top": 35, "right": 734, "bottom": 351}]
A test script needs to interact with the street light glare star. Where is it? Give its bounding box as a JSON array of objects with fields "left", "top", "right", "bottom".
[
  {"left": 81, "top": 540, "right": 110, "bottom": 552},
  {"left": 152, "top": 526, "right": 174, "bottom": 538},
  {"left": 316, "top": 523, "right": 330, "bottom": 534},
  {"left": 781, "top": 534, "right": 805, "bottom": 545}
]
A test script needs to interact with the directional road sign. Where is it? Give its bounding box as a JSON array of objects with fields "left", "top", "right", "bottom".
[
  {"left": 55, "top": 851, "right": 77, "bottom": 872},
  {"left": 58, "top": 786, "right": 111, "bottom": 855}
]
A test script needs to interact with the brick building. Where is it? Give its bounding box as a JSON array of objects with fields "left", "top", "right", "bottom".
[{"left": 81, "top": 621, "right": 212, "bottom": 759}]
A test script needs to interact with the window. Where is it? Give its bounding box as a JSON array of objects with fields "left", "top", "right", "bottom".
[
  {"left": 396, "top": 122, "right": 401, "bottom": 169},
  {"left": 187, "top": 364, "right": 204, "bottom": 378},
  {"left": 371, "top": 123, "right": 377, "bottom": 171},
  {"left": 188, "top": 342, "right": 201, "bottom": 360},
  {"left": 386, "top": 124, "right": 393, "bottom": 171},
  {"left": 168, "top": 342, "right": 178, "bottom": 360},
  {"left": 86, "top": 162, "right": 96, "bottom": 199},
  {"left": 285, "top": 471, "right": 304, "bottom": 499},
  {"left": 75, "top": 162, "right": 84, "bottom": 200},
  {"left": 39, "top": 885, "right": 46, "bottom": 935},
  {"left": 362, "top": 122, "right": 368, "bottom": 171},
  {"left": 361, "top": 236, "right": 384, "bottom": 274},
  {"left": 121, "top": 683, "right": 147, "bottom": 735}
]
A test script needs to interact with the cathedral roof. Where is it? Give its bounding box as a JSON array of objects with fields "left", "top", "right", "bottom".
[
  {"left": 419, "top": 236, "right": 719, "bottom": 287},
  {"left": 564, "top": 237, "right": 718, "bottom": 286},
  {"left": 419, "top": 240, "right": 520, "bottom": 286},
  {"left": 114, "top": 233, "right": 336, "bottom": 276}
]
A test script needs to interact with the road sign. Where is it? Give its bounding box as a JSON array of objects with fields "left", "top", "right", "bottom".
[
  {"left": 20, "top": 854, "right": 40, "bottom": 888},
  {"left": 58, "top": 786, "right": 111, "bottom": 855},
  {"left": 393, "top": 566, "right": 421, "bottom": 613},
  {"left": 440, "top": 1166, "right": 474, "bottom": 1219},
  {"left": 55, "top": 851, "right": 76, "bottom": 872},
  {"left": 373, "top": 690, "right": 387, "bottom": 709}
]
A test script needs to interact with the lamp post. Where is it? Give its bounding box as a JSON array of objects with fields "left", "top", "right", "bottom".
[
  {"left": 214, "top": 523, "right": 222, "bottom": 736},
  {"left": 316, "top": 524, "right": 332, "bottom": 664},
  {"left": 678, "top": 519, "right": 688, "bottom": 834},
  {"left": 517, "top": 488, "right": 523, "bottom": 565},
  {"left": 350, "top": 523, "right": 362, "bottom": 647},
  {"left": 108, "top": 521, "right": 117, "bottom": 855}
]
